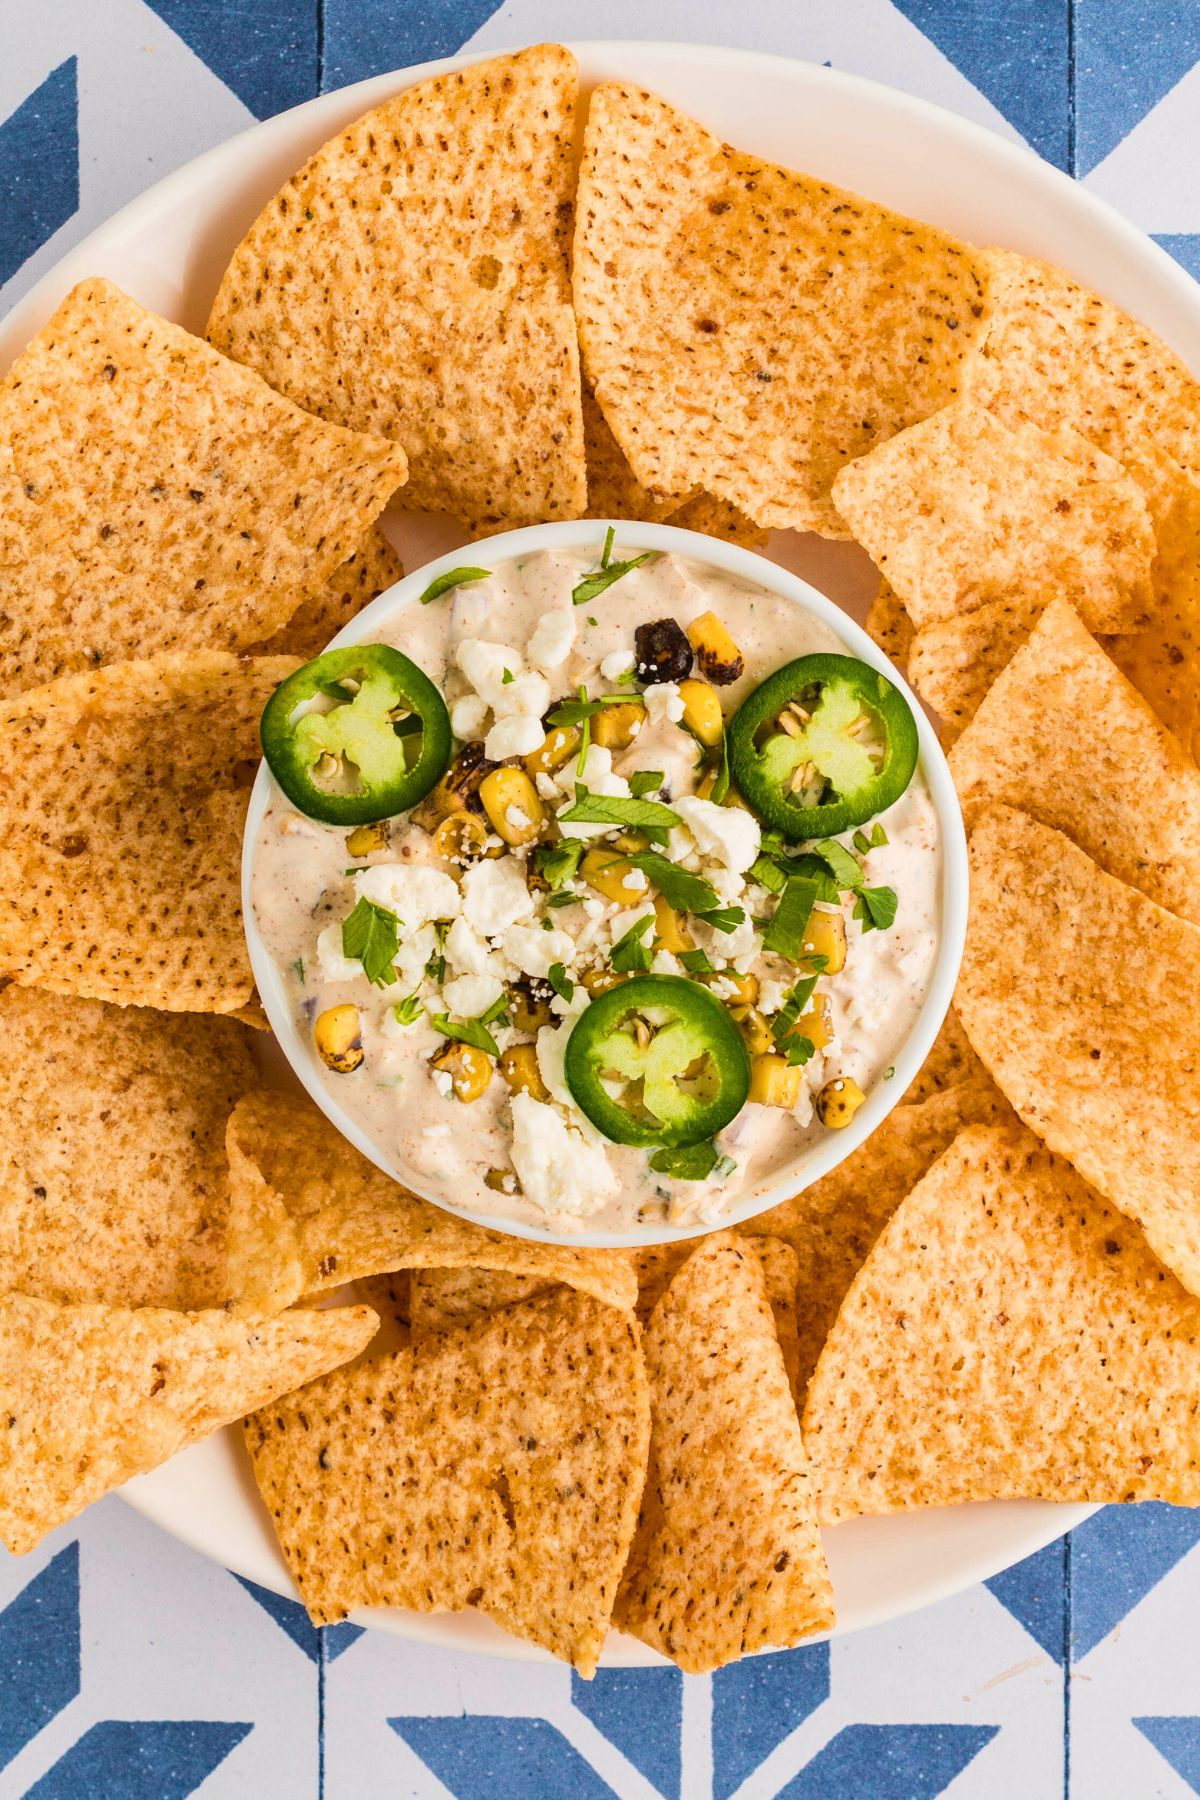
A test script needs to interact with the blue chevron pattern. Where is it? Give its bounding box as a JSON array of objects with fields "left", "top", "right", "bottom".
[{"left": 3, "top": 5, "right": 1200, "bottom": 1797}]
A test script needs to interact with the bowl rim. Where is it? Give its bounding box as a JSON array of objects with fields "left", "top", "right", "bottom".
[{"left": 244, "top": 517, "right": 968, "bottom": 1249}]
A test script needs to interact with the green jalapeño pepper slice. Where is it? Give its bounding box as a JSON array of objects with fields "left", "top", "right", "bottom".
[
  {"left": 564, "top": 975, "right": 750, "bottom": 1149},
  {"left": 261, "top": 644, "right": 452, "bottom": 826},
  {"left": 727, "top": 653, "right": 918, "bottom": 840}
]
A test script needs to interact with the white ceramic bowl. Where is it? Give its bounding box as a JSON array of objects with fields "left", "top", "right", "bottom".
[{"left": 244, "top": 519, "right": 968, "bottom": 1249}]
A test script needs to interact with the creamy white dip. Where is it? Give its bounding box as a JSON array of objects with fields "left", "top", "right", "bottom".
[{"left": 252, "top": 545, "right": 940, "bottom": 1232}]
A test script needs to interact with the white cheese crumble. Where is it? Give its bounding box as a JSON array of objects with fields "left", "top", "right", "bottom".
[
  {"left": 527, "top": 604, "right": 576, "bottom": 672},
  {"left": 503, "top": 923, "right": 576, "bottom": 980},
  {"left": 674, "top": 795, "right": 761, "bottom": 873},
  {"left": 485, "top": 713, "right": 544, "bottom": 762},
  {"left": 315, "top": 923, "right": 363, "bottom": 983},
  {"left": 509, "top": 1093, "right": 617, "bottom": 1217},
  {"left": 600, "top": 648, "right": 635, "bottom": 681},
  {"left": 461, "top": 858, "right": 535, "bottom": 936},
  {"left": 644, "top": 681, "right": 685, "bottom": 725},
  {"left": 354, "top": 864, "right": 461, "bottom": 930},
  {"left": 449, "top": 693, "right": 488, "bottom": 740},
  {"left": 441, "top": 972, "right": 504, "bottom": 1017}
]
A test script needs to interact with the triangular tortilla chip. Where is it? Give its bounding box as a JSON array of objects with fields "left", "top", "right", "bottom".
[
  {"left": 254, "top": 528, "right": 403, "bottom": 660},
  {"left": 0, "top": 280, "right": 405, "bottom": 692},
  {"left": 958, "top": 806, "right": 1200, "bottom": 1293},
  {"left": 207, "top": 46, "right": 585, "bottom": 529},
  {"left": 903, "top": 1005, "right": 987, "bottom": 1106},
  {"left": 225, "top": 1091, "right": 636, "bottom": 1313},
  {"left": 0, "top": 987, "right": 257, "bottom": 1308},
  {"left": 832, "top": 399, "right": 1155, "bottom": 632},
  {"left": 950, "top": 597, "right": 1200, "bottom": 923},
  {"left": 634, "top": 1234, "right": 801, "bottom": 1396},
  {"left": 1109, "top": 446, "right": 1200, "bottom": 765},
  {"left": 244, "top": 1288, "right": 649, "bottom": 1671},
  {"left": 742, "top": 1077, "right": 1012, "bottom": 1396},
  {"left": 963, "top": 248, "right": 1200, "bottom": 477},
  {"left": 906, "top": 596, "right": 1040, "bottom": 744},
  {"left": 574, "top": 82, "right": 989, "bottom": 536},
  {"left": 0, "top": 1293, "right": 377, "bottom": 1554},
  {"left": 0, "top": 652, "right": 293, "bottom": 1012},
  {"left": 581, "top": 386, "right": 766, "bottom": 547},
  {"left": 615, "top": 1231, "right": 833, "bottom": 1671},
  {"left": 865, "top": 581, "right": 913, "bottom": 677},
  {"left": 407, "top": 1267, "right": 554, "bottom": 1342},
  {"left": 804, "top": 1124, "right": 1200, "bottom": 1521}
]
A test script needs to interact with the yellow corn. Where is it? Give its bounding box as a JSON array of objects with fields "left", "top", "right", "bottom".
[
  {"left": 346, "top": 820, "right": 390, "bottom": 857},
  {"left": 431, "top": 1040, "right": 492, "bottom": 1102},
  {"left": 581, "top": 967, "right": 627, "bottom": 997},
  {"left": 412, "top": 744, "right": 490, "bottom": 829},
  {"left": 686, "top": 611, "right": 745, "bottom": 686},
  {"left": 523, "top": 724, "right": 579, "bottom": 778},
  {"left": 652, "top": 894, "right": 694, "bottom": 955},
  {"left": 499, "top": 1044, "right": 549, "bottom": 1100},
  {"left": 736, "top": 1009, "right": 774, "bottom": 1055},
  {"left": 678, "top": 678, "right": 724, "bottom": 748},
  {"left": 592, "top": 700, "right": 644, "bottom": 750},
  {"left": 479, "top": 767, "right": 546, "bottom": 847},
  {"left": 433, "top": 809, "right": 489, "bottom": 862},
  {"left": 581, "top": 846, "right": 648, "bottom": 905},
  {"left": 802, "top": 909, "right": 847, "bottom": 975},
  {"left": 816, "top": 1075, "right": 866, "bottom": 1128},
  {"left": 748, "top": 1052, "right": 805, "bottom": 1108},
  {"left": 314, "top": 1004, "right": 363, "bottom": 1074},
  {"left": 720, "top": 970, "right": 758, "bottom": 1008},
  {"left": 509, "top": 980, "right": 554, "bottom": 1034}
]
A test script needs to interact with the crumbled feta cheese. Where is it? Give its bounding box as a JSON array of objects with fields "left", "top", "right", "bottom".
[
  {"left": 674, "top": 796, "right": 761, "bottom": 872},
  {"left": 709, "top": 973, "right": 741, "bottom": 1001},
  {"left": 707, "top": 863, "right": 747, "bottom": 905},
  {"left": 461, "top": 857, "right": 535, "bottom": 935},
  {"left": 315, "top": 923, "right": 362, "bottom": 982},
  {"left": 600, "top": 648, "right": 635, "bottom": 681},
  {"left": 440, "top": 972, "right": 504, "bottom": 1017},
  {"left": 485, "top": 712, "right": 545, "bottom": 762},
  {"left": 505, "top": 804, "right": 531, "bottom": 832},
  {"left": 557, "top": 742, "right": 633, "bottom": 839},
  {"left": 527, "top": 604, "right": 576, "bottom": 672},
  {"left": 758, "top": 977, "right": 788, "bottom": 1015},
  {"left": 582, "top": 898, "right": 605, "bottom": 920},
  {"left": 503, "top": 923, "right": 575, "bottom": 979},
  {"left": 449, "top": 693, "right": 488, "bottom": 741},
  {"left": 651, "top": 950, "right": 684, "bottom": 977},
  {"left": 719, "top": 913, "right": 760, "bottom": 968},
  {"left": 535, "top": 771, "right": 558, "bottom": 800},
  {"left": 644, "top": 681, "right": 685, "bottom": 725},
  {"left": 354, "top": 864, "right": 461, "bottom": 929},
  {"left": 444, "top": 916, "right": 492, "bottom": 977},
  {"left": 431, "top": 1069, "right": 454, "bottom": 1100},
  {"left": 536, "top": 990, "right": 591, "bottom": 1111},
  {"left": 509, "top": 1093, "right": 617, "bottom": 1217},
  {"left": 455, "top": 638, "right": 550, "bottom": 724},
  {"left": 391, "top": 922, "right": 437, "bottom": 992}
]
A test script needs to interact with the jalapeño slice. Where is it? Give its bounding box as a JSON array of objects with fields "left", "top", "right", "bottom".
[
  {"left": 727, "top": 653, "right": 918, "bottom": 840},
  {"left": 261, "top": 644, "right": 451, "bottom": 826},
  {"left": 564, "top": 975, "right": 750, "bottom": 1149}
]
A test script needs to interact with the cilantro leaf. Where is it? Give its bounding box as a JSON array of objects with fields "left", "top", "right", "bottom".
[
  {"left": 697, "top": 905, "right": 746, "bottom": 934},
  {"left": 559, "top": 786, "right": 681, "bottom": 831},
  {"left": 812, "top": 838, "right": 863, "bottom": 890},
  {"left": 537, "top": 840, "right": 585, "bottom": 889},
  {"left": 341, "top": 897, "right": 400, "bottom": 986},
  {"left": 761, "top": 877, "right": 818, "bottom": 961},
  {"left": 627, "top": 852, "right": 718, "bottom": 915},
  {"left": 853, "top": 823, "right": 889, "bottom": 854},
  {"left": 430, "top": 1013, "right": 500, "bottom": 1057},
  {"left": 853, "top": 885, "right": 899, "bottom": 933},
  {"left": 678, "top": 948, "right": 716, "bottom": 975},
  {"left": 419, "top": 565, "right": 490, "bottom": 605},
  {"left": 571, "top": 545, "right": 654, "bottom": 606},
  {"left": 628, "top": 770, "right": 664, "bottom": 799},
  {"left": 610, "top": 915, "right": 654, "bottom": 973},
  {"left": 548, "top": 962, "right": 575, "bottom": 1002},
  {"left": 770, "top": 977, "right": 819, "bottom": 1064},
  {"left": 649, "top": 1139, "right": 732, "bottom": 1181},
  {"left": 600, "top": 525, "right": 615, "bottom": 568},
  {"left": 392, "top": 993, "right": 424, "bottom": 1026},
  {"left": 479, "top": 995, "right": 510, "bottom": 1028}
]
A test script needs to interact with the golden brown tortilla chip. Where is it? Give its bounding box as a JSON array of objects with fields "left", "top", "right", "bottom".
[
  {"left": 804, "top": 1124, "right": 1200, "bottom": 1520},
  {"left": 574, "top": 82, "right": 988, "bottom": 536},
  {"left": 964, "top": 248, "right": 1200, "bottom": 477},
  {"left": 254, "top": 529, "right": 403, "bottom": 660},
  {"left": 615, "top": 1232, "right": 833, "bottom": 1671},
  {"left": 865, "top": 582, "right": 914, "bottom": 676},
  {"left": 0, "top": 1293, "right": 377, "bottom": 1554},
  {"left": 226, "top": 1091, "right": 637, "bottom": 1312},
  {"left": 634, "top": 1235, "right": 801, "bottom": 1396},
  {"left": 407, "top": 1267, "right": 555, "bottom": 1341},
  {"left": 0, "top": 280, "right": 405, "bottom": 692},
  {"left": 582, "top": 386, "right": 766, "bottom": 547},
  {"left": 950, "top": 597, "right": 1200, "bottom": 922},
  {"left": 958, "top": 806, "right": 1200, "bottom": 1293},
  {"left": 0, "top": 652, "right": 294, "bottom": 1013},
  {"left": 742, "top": 1077, "right": 1012, "bottom": 1395},
  {"left": 832, "top": 399, "right": 1155, "bottom": 632},
  {"left": 1109, "top": 447, "right": 1200, "bottom": 764},
  {"left": 208, "top": 47, "right": 585, "bottom": 529},
  {"left": 244, "top": 1288, "right": 649, "bottom": 1670},
  {"left": 906, "top": 596, "right": 1041, "bottom": 743},
  {"left": 0, "top": 987, "right": 257, "bottom": 1308},
  {"left": 904, "top": 1006, "right": 987, "bottom": 1106}
]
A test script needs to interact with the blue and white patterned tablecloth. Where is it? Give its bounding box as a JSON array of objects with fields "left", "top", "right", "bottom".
[{"left": 3, "top": 4, "right": 1200, "bottom": 1795}]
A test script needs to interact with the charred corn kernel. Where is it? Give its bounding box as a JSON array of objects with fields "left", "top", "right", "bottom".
[
  {"left": 509, "top": 978, "right": 554, "bottom": 1034},
  {"left": 582, "top": 966, "right": 627, "bottom": 997},
  {"left": 499, "top": 1044, "right": 549, "bottom": 1100},
  {"left": 798, "top": 993, "right": 834, "bottom": 1051},
  {"left": 412, "top": 743, "right": 492, "bottom": 831},
  {"left": 479, "top": 768, "right": 545, "bottom": 847},
  {"left": 430, "top": 1040, "right": 492, "bottom": 1102},
  {"left": 652, "top": 894, "right": 694, "bottom": 955},
  {"left": 720, "top": 970, "right": 758, "bottom": 1008},
  {"left": 314, "top": 1004, "right": 363, "bottom": 1073},
  {"left": 678, "top": 678, "right": 724, "bottom": 748},
  {"left": 748, "top": 1051, "right": 805, "bottom": 1108},
  {"left": 802, "top": 909, "right": 847, "bottom": 975},
  {"left": 613, "top": 829, "right": 650, "bottom": 854},
  {"left": 523, "top": 723, "right": 579, "bottom": 778},
  {"left": 592, "top": 700, "right": 644, "bottom": 750},
  {"left": 346, "top": 820, "right": 391, "bottom": 857},
  {"left": 816, "top": 1074, "right": 866, "bottom": 1128},
  {"left": 736, "top": 1008, "right": 774, "bottom": 1055},
  {"left": 485, "top": 1167, "right": 517, "bottom": 1194},
  {"left": 581, "top": 846, "right": 645, "bottom": 904},
  {"left": 433, "top": 809, "right": 489, "bottom": 862},
  {"left": 686, "top": 611, "right": 745, "bottom": 686}
]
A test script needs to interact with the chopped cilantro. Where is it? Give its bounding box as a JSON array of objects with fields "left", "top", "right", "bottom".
[
  {"left": 548, "top": 962, "right": 575, "bottom": 1002},
  {"left": 853, "top": 885, "right": 899, "bottom": 933},
  {"left": 537, "top": 839, "right": 584, "bottom": 889},
  {"left": 853, "top": 823, "right": 889, "bottom": 853},
  {"left": 502, "top": 667, "right": 514, "bottom": 685},
  {"left": 679, "top": 948, "right": 716, "bottom": 975},
  {"left": 648, "top": 1140, "right": 733, "bottom": 1181},
  {"left": 559, "top": 786, "right": 681, "bottom": 831},
  {"left": 291, "top": 956, "right": 305, "bottom": 983},
  {"left": 430, "top": 1012, "right": 501, "bottom": 1057},
  {"left": 610, "top": 914, "right": 654, "bottom": 973},
  {"left": 812, "top": 838, "right": 863, "bottom": 890},
  {"left": 546, "top": 888, "right": 579, "bottom": 908},
  {"left": 761, "top": 877, "right": 818, "bottom": 961},
  {"left": 628, "top": 769, "right": 664, "bottom": 798},
  {"left": 771, "top": 977, "right": 819, "bottom": 1065},
  {"left": 392, "top": 993, "right": 424, "bottom": 1026},
  {"left": 418, "top": 565, "right": 491, "bottom": 605},
  {"left": 571, "top": 533, "right": 654, "bottom": 606},
  {"left": 341, "top": 897, "right": 400, "bottom": 986},
  {"left": 628, "top": 852, "right": 718, "bottom": 916},
  {"left": 697, "top": 905, "right": 746, "bottom": 935}
]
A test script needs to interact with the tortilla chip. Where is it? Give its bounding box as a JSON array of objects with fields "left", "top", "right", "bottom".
[
  {"left": 741, "top": 1077, "right": 1012, "bottom": 1395},
  {"left": 1109, "top": 448, "right": 1200, "bottom": 764},
  {"left": 0, "top": 280, "right": 405, "bottom": 693},
  {"left": 0, "top": 652, "right": 293, "bottom": 1013},
  {"left": 207, "top": 47, "right": 585, "bottom": 530},
  {"left": 865, "top": 582, "right": 914, "bottom": 676},
  {"left": 904, "top": 1006, "right": 987, "bottom": 1106},
  {"left": 582, "top": 386, "right": 766, "bottom": 547},
  {"left": 408, "top": 1267, "right": 555, "bottom": 1341},
  {"left": 634, "top": 1235, "right": 801, "bottom": 1395},
  {"left": 958, "top": 805, "right": 1200, "bottom": 1293},
  {"left": 254, "top": 529, "right": 403, "bottom": 660},
  {"left": 950, "top": 597, "right": 1200, "bottom": 923},
  {"left": 574, "top": 82, "right": 989, "bottom": 536},
  {"left": 832, "top": 399, "right": 1155, "bottom": 633},
  {"left": 244, "top": 1288, "right": 649, "bottom": 1670},
  {"left": 964, "top": 248, "right": 1200, "bottom": 477},
  {"left": 0, "top": 988, "right": 256, "bottom": 1309},
  {"left": 615, "top": 1232, "right": 832, "bottom": 1671},
  {"left": 907, "top": 596, "right": 1041, "bottom": 743},
  {"left": 804, "top": 1123, "right": 1200, "bottom": 1520},
  {"left": 0, "top": 1293, "right": 377, "bottom": 1555},
  {"left": 225, "top": 1091, "right": 637, "bottom": 1312}
]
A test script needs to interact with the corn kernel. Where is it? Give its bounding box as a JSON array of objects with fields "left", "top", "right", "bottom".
[{"left": 479, "top": 767, "right": 546, "bottom": 847}]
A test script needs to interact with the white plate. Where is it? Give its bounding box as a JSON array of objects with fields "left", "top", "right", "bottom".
[{"left": 11, "top": 38, "right": 1197, "bottom": 1658}]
